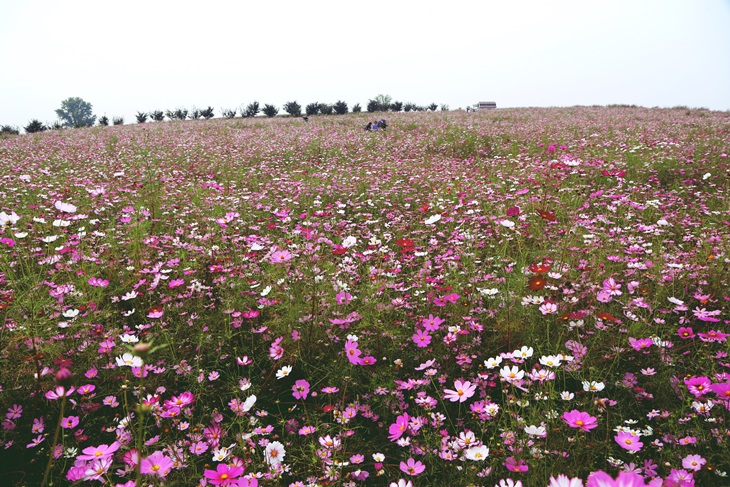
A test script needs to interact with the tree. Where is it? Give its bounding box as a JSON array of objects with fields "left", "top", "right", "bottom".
[
  {"left": 221, "top": 108, "right": 237, "bottom": 119},
  {"left": 262, "top": 104, "right": 278, "bottom": 118},
  {"left": 200, "top": 107, "right": 215, "bottom": 120},
  {"left": 305, "top": 102, "right": 320, "bottom": 116},
  {"left": 136, "top": 112, "right": 148, "bottom": 123},
  {"left": 55, "top": 97, "right": 96, "bottom": 128},
  {"left": 373, "top": 94, "right": 392, "bottom": 111},
  {"left": 189, "top": 108, "right": 201, "bottom": 120},
  {"left": 367, "top": 99, "right": 380, "bottom": 112},
  {"left": 333, "top": 100, "right": 348, "bottom": 115},
  {"left": 98, "top": 116, "right": 109, "bottom": 126},
  {"left": 390, "top": 101, "right": 403, "bottom": 112},
  {"left": 173, "top": 108, "right": 188, "bottom": 120},
  {"left": 242, "top": 101, "right": 260, "bottom": 118},
  {"left": 112, "top": 116, "right": 124, "bottom": 125},
  {"left": 352, "top": 103, "right": 362, "bottom": 113},
  {"left": 24, "top": 119, "right": 47, "bottom": 133},
  {"left": 150, "top": 110, "right": 165, "bottom": 122},
  {"left": 428, "top": 103, "right": 438, "bottom": 111},
  {"left": 1, "top": 125, "right": 19, "bottom": 135},
  {"left": 319, "top": 103, "right": 333, "bottom": 115},
  {"left": 404, "top": 102, "right": 416, "bottom": 112},
  {"left": 283, "top": 101, "right": 301, "bottom": 117}
]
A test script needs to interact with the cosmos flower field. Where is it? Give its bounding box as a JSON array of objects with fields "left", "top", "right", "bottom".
[{"left": 1, "top": 106, "right": 729, "bottom": 487}]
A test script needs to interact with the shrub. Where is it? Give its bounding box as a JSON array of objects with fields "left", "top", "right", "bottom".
[
  {"left": 262, "top": 104, "right": 278, "bottom": 117},
  {"left": 98, "top": 115, "right": 109, "bottom": 126},
  {"left": 242, "top": 101, "right": 260, "bottom": 118},
  {"left": 189, "top": 108, "right": 201, "bottom": 120},
  {"left": 136, "top": 112, "right": 148, "bottom": 124},
  {"left": 305, "top": 102, "right": 320, "bottom": 116},
  {"left": 51, "top": 120, "right": 64, "bottom": 130},
  {"left": 200, "top": 107, "right": 215, "bottom": 120},
  {"left": 55, "top": 96, "right": 96, "bottom": 128},
  {"left": 24, "top": 119, "right": 46, "bottom": 133},
  {"left": 150, "top": 110, "right": 165, "bottom": 122},
  {"left": 221, "top": 108, "right": 237, "bottom": 119},
  {"left": 174, "top": 108, "right": 188, "bottom": 120},
  {"left": 333, "top": 100, "right": 348, "bottom": 115},
  {"left": 441, "top": 104, "right": 450, "bottom": 111},
  {"left": 112, "top": 116, "right": 124, "bottom": 125},
  {"left": 352, "top": 103, "right": 361, "bottom": 113},
  {"left": 1, "top": 125, "right": 19, "bottom": 135},
  {"left": 428, "top": 103, "right": 438, "bottom": 111},
  {"left": 283, "top": 101, "right": 302, "bottom": 117},
  {"left": 319, "top": 103, "right": 333, "bottom": 115},
  {"left": 367, "top": 99, "right": 380, "bottom": 112},
  {"left": 390, "top": 101, "right": 403, "bottom": 112},
  {"left": 403, "top": 102, "right": 416, "bottom": 112}
]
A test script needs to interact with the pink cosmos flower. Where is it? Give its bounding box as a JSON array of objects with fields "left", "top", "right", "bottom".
[
  {"left": 412, "top": 329, "right": 432, "bottom": 348},
  {"left": 710, "top": 381, "right": 730, "bottom": 400},
  {"left": 586, "top": 470, "right": 645, "bottom": 486},
  {"left": 203, "top": 463, "right": 244, "bottom": 485},
  {"left": 614, "top": 431, "right": 643, "bottom": 451},
  {"left": 681, "top": 454, "right": 705, "bottom": 472},
  {"left": 335, "top": 291, "right": 353, "bottom": 305},
  {"left": 504, "top": 456, "right": 529, "bottom": 472},
  {"left": 140, "top": 451, "right": 173, "bottom": 477},
  {"left": 664, "top": 469, "right": 693, "bottom": 486},
  {"left": 684, "top": 376, "right": 711, "bottom": 397},
  {"left": 628, "top": 337, "right": 653, "bottom": 351},
  {"left": 77, "top": 441, "right": 120, "bottom": 461},
  {"left": 54, "top": 201, "right": 77, "bottom": 213},
  {"left": 61, "top": 416, "right": 79, "bottom": 429},
  {"left": 269, "top": 249, "right": 293, "bottom": 263},
  {"left": 399, "top": 458, "right": 426, "bottom": 476},
  {"left": 344, "top": 340, "right": 362, "bottom": 364},
  {"left": 292, "top": 379, "right": 310, "bottom": 400},
  {"left": 444, "top": 380, "right": 477, "bottom": 403},
  {"left": 388, "top": 413, "right": 410, "bottom": 441},
  {"left": 561, "top": 410, "right": 598, "bottom": 431},
  {"left": 87, "top": 277, "right": 109, "bottom": 287},
  {"left": 422, "top": 314, "right": 444, "bottom": 331},
  {"left": 677, "top": 327, "right": 695, "bottom": 339}
]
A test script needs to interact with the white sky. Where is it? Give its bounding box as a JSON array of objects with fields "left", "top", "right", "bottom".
[{"left": 2, "top": 0, "right": 729, "bottom": 128}]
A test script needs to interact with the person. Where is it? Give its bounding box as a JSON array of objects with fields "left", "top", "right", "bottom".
[
  {"left": 373, "top": 120, "right": 379, "bottom": 131},
  {"left": 303, "top": 116, "right": 309, "bottom": 122},
  {"left": 364, "top": 122, "right": 372, "bottom": 131},
  {"left": 379, "top": 119, "right": 387, "bottom": 131}
]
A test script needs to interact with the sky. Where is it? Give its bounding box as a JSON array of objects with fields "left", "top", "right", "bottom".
[{"left": 1, "top": 0, "right": 729, "bottom": 129}]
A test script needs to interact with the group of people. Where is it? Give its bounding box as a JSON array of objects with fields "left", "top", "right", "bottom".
[{"left": 365, "top": 119, "right": 387, "bottom": 131}]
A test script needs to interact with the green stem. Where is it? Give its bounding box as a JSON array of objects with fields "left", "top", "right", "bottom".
[{"left": 40, "top": 394, "right": 67, "bottom": 487}]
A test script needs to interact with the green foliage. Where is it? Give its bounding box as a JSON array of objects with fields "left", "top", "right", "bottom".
[
  {"left": 189, "top": 108, "right": 201, "bottom": 120},
  {"left": 352, "top": 103, "right": 361, "bottom": 113},
  {"left": 305, "top": 102, "right": 320, "bottom": 116},
  {"left": 390, "top": 101, "right": 403, "bottom": 112},
  {"left": 367, "top": 99, "right": 380, "bottom": 112},
  {"left": 98, "top": 115, "right": 109, "bottom": 126},
  {"left": 135, "top": 112, "right": 148, "bottom": 124},
  {"left": 441, "top": 104, "right": 450, "bottom": 111},
  {"left": 242, "top": 101, "right": 260, "bottom": 118},
  {"left": 55, "top": 97, "right": 96, "bottom": 128},
  {"left": 150, "top": 110, "right": 165, "bottom": 122},
  {"left": 283, "top": 101, "right": 302, "bottom": 117},
  {"left": 24, "top": 119, "right": 46, "bottom": 133},
  {"left": 333, "top": 100, "right": 348, "bottom": 115},
  {"left": 428, "top": 103, "right": 438, "bottom": 111},
  {"left": 318, "top": 103, "right": 333, "bottom": 115},
  {"left": 112, "top": 116, "right": 124, "bottom": 125},
  {"left": 404, "top": 102, "right": 416, "bottom": 112},
  {"left": 262, "top": 104, "right": 279, "bottom": 117},
  {"left": 173, "top": 108, "right": 188, "bottom": 120}
]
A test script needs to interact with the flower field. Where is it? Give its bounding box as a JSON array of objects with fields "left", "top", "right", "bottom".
[{"left": 1, "top": 106, "right": 729, "bottom": 486}]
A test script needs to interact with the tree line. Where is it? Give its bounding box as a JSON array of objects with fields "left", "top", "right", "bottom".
[{"left": 2, "top": 95, "right": 449, "bottom": 135}]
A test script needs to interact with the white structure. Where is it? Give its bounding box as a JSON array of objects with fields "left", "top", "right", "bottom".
[{"left": 478, "top": 101, "right": 497, "bottom": 110}]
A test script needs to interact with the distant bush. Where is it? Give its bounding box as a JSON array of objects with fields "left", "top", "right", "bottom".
[
  {"left": 441, "top": 104, "right": 450, "bottom": 111},
  {"left": 51, "top": 120, "right": 64, "bottom": 130},
  {"left": 98, "top": 115, "right": 109, "bottom": 126},
  {"left": 24, "top": 119, "right": 46, "bottom": 133},
  {"left": 319, "top": 103, "right": 333, "bottom": 115},
  {"left": 1, "top": 125, "right": 19, "bottom": 135},
  {"left": 283, "top": 101, "right": 302, "bottom": 117},
  {"left": 403, "top": 102, "right": 416, "bottom": 112},
  {"left": 150, "top": 110, "right": 165, "bottom": 122},
  {"left": 112, "top": 116, "right": 124, "bottom": 126},
  {"left": 221, "top": 108, "right": 237, "bottom": 119},
  {"left": 242, "top": 101, "right": 260, "bottom": 118},
  {"left": 333, "top": 100, "right": 348, "bottom": 115},
  {"left": 174, "top": 108, "right": 188, "bottom": 120},
  {"left": 200, "top": 107, "right": 215, "bottom": 120},
  {"left": 305, "top": 102, "right": 320, "bottom": 116},
  {"left": 262, "top": 104, "right": 278, "bottom": 117},
  {"left": 367, "top": 99, "right": 380, "bottom": 112},
  {"left": 189, "top": 108, "right": 201, "bottom": 120},
  {"left": 428, "top": 103, "right": 438, "bottom": 111},
  {"left": 352, "top": 103, "right": 361, "bottom": 113},
  {"left": 136, "top": 112, "right": 148, "bottom": 123},
  {"left": 390, "top": 101, "right": 403, "bottom": 112}
]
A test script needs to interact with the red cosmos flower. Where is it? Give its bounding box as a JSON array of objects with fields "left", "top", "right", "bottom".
[
  {"left": 332, "top": 245, "right": 347, "bottom": 256},
  {"left": 419, "top": 203, "right": 430, "bottom": 213},
  {"left": 396, "top": 238, "right": 416, "bottom": 254},
  {"left": 528, "top": 262, "right": 551, "bottom": 273},
  {"left": 596, "top": 311, "right": 619, "bottom": 323},
  {"left": 537, "top": 209, "right": 556, "bottom": 221},
  {"left": 506, "top": 206, "right": 521, "bottom": 217},
  {"left": 528, "top": 275, "right": 546, "bottom": 291}
]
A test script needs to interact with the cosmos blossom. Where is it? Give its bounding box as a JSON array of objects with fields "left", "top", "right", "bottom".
[
  {"left": 561, "top": 410, "right": 598, "bottom": 431},
  {"left": 444, "top": 380, "right": 477, "bottom": 403}
]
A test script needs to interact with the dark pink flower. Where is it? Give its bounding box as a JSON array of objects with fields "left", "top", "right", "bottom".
[
  {"left": 388, "top": 413, "right": 410, "bottom": 441},
  {"left": 561, "top": 410, "right": 598, "bottom": 431},
  {"left": 292, "top": 379, "right": 310, "bottom": 400},
  {"left": 203, "top": 463, "right": 244, "bottom": 485},
  {"left": 614, "top": 431, "right": 643, "bottom": 451},
  {"left": 400, "top": 457, "right": 425, "bottom": 476}
]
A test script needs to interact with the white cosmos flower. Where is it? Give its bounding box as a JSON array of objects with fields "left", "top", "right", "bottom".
[
  {"left": 341, "top": 236, "right": 357, "bottom": 248},
  {"left": 62, "top": 309, "right": 80, "bottom": 318},
  {"left": 524, "top": 425, "right": 547, "bottom": 437},
  {"left": 499, "top": 219, "right": 515, "bottom": 228},
  {"left": 264, "top": 441, "right": 286, "bottom": 465},
  {"left": 424, "top": 214, "right": 441, "bottom": 225},
  {"left": 41, "top": 235, "right": 59, "bottom": 243},
  {"left": 276, "top": 365, "right": 292, "bottom": 379},
  {"left": 242, "top": 395, "right": 257, "bottom": 412},
  {"left": 115, "top": 353, "right": 143, "bottom": 368},
  {"left": 464, "top": 445, "right": 489, "bottom": 461},
  {"left": 0, "top": 211, "right": 20, "bottom": 227},
  {"left": 119, "top": 334, "right": 139, "bottom": 344},
  {"left": 484, "top": 356, "right": 503, "bottom": 369},
  {"left": 54, "top": 201, "right": 77, "bottom": 213}
]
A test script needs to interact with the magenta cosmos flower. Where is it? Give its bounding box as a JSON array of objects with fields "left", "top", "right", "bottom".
[
  {"left": 561, "top": 410, "right": 598, "bottom": 431},
  {"left": 399, "top": 458, "right": 426, "bottom": 476},
  {"left": 140, "top": 451, "right": 174, "bottom": 477},
  {"left": 586, "top": 470, "right": 645, "bottom": 486},
  {"left": 412, "top": 329, "right": 432, "bottom": 348},
  {"left": 292, "top": 379, "right": 310, "bottom": 400},
  {"left": 444, "top": 380, "right": 476, "bottom": 403},
  {"left": 203, "top": 463, "right": 245, "bottom": 485},
  {"left": 614, "top": 431, "right": 643, "bottom": 451},
  {"left": 388, "top": 413, "right": 410, "bottom": 441}
]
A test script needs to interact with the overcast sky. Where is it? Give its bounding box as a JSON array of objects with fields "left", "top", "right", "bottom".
[{"left": 1, "top": 0, "right": 729, "bottom": 129}]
